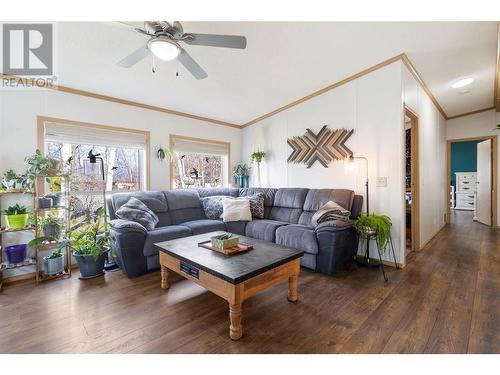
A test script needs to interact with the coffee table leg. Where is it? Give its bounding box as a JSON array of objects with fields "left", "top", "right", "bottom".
[
  {"left": 229, "top": 302, "right": 243, "bottom": 340},
  {"left": 288, "top": 274, "right": 298, "bottom": 302},
  {"left": 161, "top": 264, "right": 170, "bottom": 289}
]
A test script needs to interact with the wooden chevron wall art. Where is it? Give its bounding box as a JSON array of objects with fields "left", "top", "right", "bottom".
[{"left": 287, "top": 125, "right": 354, "bottom": 168}]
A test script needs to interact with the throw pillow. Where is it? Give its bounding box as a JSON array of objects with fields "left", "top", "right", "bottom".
[
  {"left": 246, "top": 193, "right": 265, "bottom": 219},
  {"left": 115, "top": 197, "right": 159, "bottom": 231},
  {"left": 221, "top": 197, "right": 252, "bottom": 222},
  {"left": 200, "top": 196, "right": 225, "bottom": 220}
]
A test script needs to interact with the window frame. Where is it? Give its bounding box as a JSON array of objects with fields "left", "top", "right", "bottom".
[
  {"left": 169, "top": 134, "right": 231, "bottom": 189},
  {"left": 37, "top": 116, "right": 151, "bottom": 193}
]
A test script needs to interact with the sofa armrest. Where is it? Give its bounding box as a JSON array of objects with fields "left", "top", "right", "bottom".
[
  {"left": 109, "top": 219, "right": 148, "bottom": 277},
  {"left": 315, "top": 224, "right": 359, "bottom": 275},
  {"left": 314, "top": 219, "right": 356, "bottom": 233},
  {"left": 109, "top": 219, "right": 148, "bottom": 234}
]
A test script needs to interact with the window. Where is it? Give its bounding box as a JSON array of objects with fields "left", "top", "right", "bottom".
[
  {"left": 42, "top": 120, "right": 149, "bottom": 222},
  {"left": 170, "top": 135, "right": 230, "bottom": 189}
]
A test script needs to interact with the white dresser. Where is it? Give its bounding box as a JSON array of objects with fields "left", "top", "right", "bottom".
[{"left": 455, "top": 172, "right": 476, "bottom": 211}]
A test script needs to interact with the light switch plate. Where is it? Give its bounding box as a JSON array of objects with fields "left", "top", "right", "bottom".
[{"left": 376, "top": 177, "right": 387, "bottom": 187}]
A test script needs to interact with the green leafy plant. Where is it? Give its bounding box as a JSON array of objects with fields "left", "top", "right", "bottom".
[
  {"left": 39, "top": 214, "right": 63, "bottom": 228},
  {"left": 3, "top": 203, "right": 27, "bottom": 215},
  {"left": 156, "top": 146, "right": 172, "bottom": 162},
  {"left": 1, "top": 170, "right": 33, "bottom": 191},
  {"left": 25, "top": 149, "right": 64, "bottom": 176},
  {"left": 47, "top": 248, "right": 63, "bottom": 259},
  {"left": 233, "top": 163, "right": 251, "bottom": 177},
  {"left": 70, "top": 207, "right": 111, "bottom": 261},
  {"left": 250, "top": 150, "right": 266, "bottom": 164},
  {"left": 355, "top": 213, "right": 392, "bottom": 251}
]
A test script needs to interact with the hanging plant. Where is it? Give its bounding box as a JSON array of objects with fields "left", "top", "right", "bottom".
[
  {"left": 250, "top": 150, "right": 266, "bottom": 164},
  {"left": 155, "top": 146, "right": 172, "bottom": 162}
]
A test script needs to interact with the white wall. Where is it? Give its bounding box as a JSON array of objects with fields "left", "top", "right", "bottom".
[
  {"left": 241, "top": 62, "right": 406, "bottom": 263},
  {"left": 446, "top": 109, "right": 500, "bottom": 225},
  {"left": 0, "top": 89, "right": 242, "bottom": 190},
  {"left": 402, "top": 65, "right": 447, "bottom": 247}
]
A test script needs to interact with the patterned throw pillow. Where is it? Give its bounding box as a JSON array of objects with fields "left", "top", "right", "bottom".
[
  {"left": 115, "top": 197, "right": 159, "bottom": 231},
  {"left": 247, "top": 193, "right": 265, "bottom": 219},
  {"left": 200, "top": 196, "right": 225, "bottom": 219}
]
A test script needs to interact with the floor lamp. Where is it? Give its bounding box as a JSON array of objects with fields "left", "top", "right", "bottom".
[
  {"left": 345, "top": 155, "right": 380, "bottom": 268},
  {"left": 84, "top": 150, "right": 118, "bottom": 271}
]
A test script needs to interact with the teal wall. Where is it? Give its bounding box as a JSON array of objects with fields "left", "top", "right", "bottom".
[{"left": 450, "top": 141, "right": 480, "bottom": 186}]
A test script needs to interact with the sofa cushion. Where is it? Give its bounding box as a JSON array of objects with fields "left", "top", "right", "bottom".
[
  {"left": 299, "top": 189, "right": 355, "bottom": 227},
  {"left": 197, "top": 188, "right": 239, "bottom": 198},
  {"left": 221, "top": 197, "right": 252, "bottom": 222},
  {"left": 239, "top": 188, "right": 277, "bottom": 218},
  {"left": 109, "top": 191, "right": 170, "bottom": 226},
  {"left": 247, "top": 193, "right": 265, "bottom": 219},
  {"left": 224, "top": 221, "right": 247, "bottom": 235},
  {"left": 115, "top": 197, "right": 159, "bottom": 231},
  {"left": 275, "top": 224, "right": 319, "bottom": 255},
  {"left": 268, "top": 188, "right": 308, "bottom": 224},
  {"left": 180, "top": 219, "right": 226, "bottom": 235},
  {"left": 164, "top": 190, "right": 206, "bottom": 224},
  {"left": 245, "top": 219, "right": 288, "bottom": 242},
  {"left": 143, "top": 225, "right": 192, "bottom": 256},
  {"left": 200, "top": 195, "right": 225, "bottom": 219}
]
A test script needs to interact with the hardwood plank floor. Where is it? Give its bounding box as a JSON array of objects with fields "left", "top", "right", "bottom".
[{"left": 0, "top": 211, "right": 498, "bottom": 354}]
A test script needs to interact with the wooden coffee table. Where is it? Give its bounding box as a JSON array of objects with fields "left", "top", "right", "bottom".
[{"left": 155, "top": 231, "right": 304, "bottom": 340}]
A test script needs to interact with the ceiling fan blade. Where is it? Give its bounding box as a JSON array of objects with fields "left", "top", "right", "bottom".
[
  {"left": 184, "top": 33, "right": 247, "bottom": 49},
  {"left": 114, "top": 21, "right": 155, "bottom": 36},
  {"left": 117, "top": 45, "right": 150, "bottom": 68},
  {"left": 177, "top": 48, "right": 208, "bottom": 80}
]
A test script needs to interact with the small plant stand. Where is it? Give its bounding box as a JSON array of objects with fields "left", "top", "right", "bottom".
[
  {"left": 0, "top": 190, "right": 35, "bottom": 290},
  {"left": 33, "top": 174, "right": 72, "bottom": 283},
  {"left": 360, "top": 232, "right": 398, "bottom": 282}
]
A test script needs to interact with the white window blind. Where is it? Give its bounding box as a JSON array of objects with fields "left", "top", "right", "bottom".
[
  {"left": 171, "top": 137, "right": 229, "bottom": 156},
  {"left": 45, "top": 122, "right": 147, "bottom": 149}
]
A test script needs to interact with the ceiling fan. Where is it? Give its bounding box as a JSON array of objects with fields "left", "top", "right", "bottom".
[{"left": 116, "top": 21, "right": 247, "bottom": 80}]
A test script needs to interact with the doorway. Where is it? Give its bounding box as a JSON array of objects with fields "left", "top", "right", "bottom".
[
  {"left": 446, "top": 136, "right": 498, "bottom": 227},
  {"left": 404, "top": 106, "right": 420, "bottom": 257}
]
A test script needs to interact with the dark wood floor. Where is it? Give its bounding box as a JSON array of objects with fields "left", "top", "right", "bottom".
[{"left": 0, "top": 211, "right": 498, "bottom": 354}]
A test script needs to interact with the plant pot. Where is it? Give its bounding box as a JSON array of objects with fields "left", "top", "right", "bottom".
[
  {"left": 73, "top": 251, "right": 108, "bottom": 279},
  {"left": 43, "top": 224, "right": 61, "bottom": 239},
  {"left": 46, "top": 193, "right": 62, "bottom": 207},
  {"left": 38, "top": 197, "right": 53, "bottom": 209},
  {"left": 237, "top": 175, "right": 249, "bottom": 188},
  {"left": 43, "top": 253, "right": 65, "bottom": 275},
  {"left": 5, "top": 244, "right": 27, "bottom": 264},
  {"left": 5, "top": 214, "right": 29, "bottom": 229}
]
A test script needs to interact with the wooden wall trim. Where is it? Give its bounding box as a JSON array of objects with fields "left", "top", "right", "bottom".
[
  {"left": 241, "top": 54, "right": 406, "bottom": 128},
  {"left": 495, "top": 23, "right": 500, "bottom": 112},
  {"left": 0, "top": 73, "right": 240, "bottom": 129},
  {"left": 37, "top": 115, "right": 152, "bottom": 190},
  {"left": 446, "top": 106, "right": 496, "bottom": 120}
]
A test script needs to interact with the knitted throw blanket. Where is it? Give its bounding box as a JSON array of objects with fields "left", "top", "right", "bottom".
[{"left": 311, "top": 200, "right": 351, "bottom": 227}]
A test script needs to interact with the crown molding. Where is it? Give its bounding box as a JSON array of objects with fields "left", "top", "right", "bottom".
[
  {"left": 0, "top": 73, "right": 240, "bottom": 129},
  {"left": 447, "top": 106, "right": 496, "bottom": 120}
]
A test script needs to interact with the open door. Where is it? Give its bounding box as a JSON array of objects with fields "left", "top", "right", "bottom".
[{"left": 476, "top": 139, "right": 492, "bottom": 226}]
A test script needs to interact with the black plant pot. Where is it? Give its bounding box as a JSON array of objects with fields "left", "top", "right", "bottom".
[{"left": 73, "top": 251, "right": 108, "bottom": 279}]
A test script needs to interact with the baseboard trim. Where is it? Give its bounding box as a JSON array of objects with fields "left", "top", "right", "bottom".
[{"left": 418, "top": 223, "right": 447, "bottom": 251}]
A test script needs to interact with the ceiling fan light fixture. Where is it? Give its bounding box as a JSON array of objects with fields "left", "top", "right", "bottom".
[
  {"left": 451, "top": 77, "right": 474, "bottom": 89},
  {"left": 148, "top": 38, "right": 180, "bottom": 61}
]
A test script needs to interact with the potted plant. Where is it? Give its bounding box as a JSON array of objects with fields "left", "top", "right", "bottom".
[
  {"left": 1, "top": 170, "right": 33, "bottom": 192},
  {"left": 3, "top": 204, "right": 29, "bottom": 229},
  {"left": 70, "top": 207, "right": 111, "bottom": 279},
  {"left": 233, "top": 163, "right": 251, "bottom": 188},
  {"left": 43, "top": 248, "right": 65, "bottom": 276},
  {"left": 250, "top": 150, "right": 266, "bottom": 187},
  {"left": 24, "top": 149, "right": 64, "bottom": 176},
  {"left": 355, "top": 213, "right": 392, "bottom": 251},
  {"left": 39, "top": 214, "right": 64, "bottom": 239}
]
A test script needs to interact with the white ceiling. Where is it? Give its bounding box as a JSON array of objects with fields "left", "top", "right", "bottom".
[{"left": 55, "top": 22, "right": 498, "bottom": 124}]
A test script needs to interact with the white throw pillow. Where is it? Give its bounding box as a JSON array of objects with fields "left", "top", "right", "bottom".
[{"left": 221, "top": 197, "right": 252, "bottom": 222}]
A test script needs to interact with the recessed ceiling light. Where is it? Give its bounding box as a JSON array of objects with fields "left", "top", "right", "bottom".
[{"left": 451, "top": 78, "right": 474, "bottom": 89}]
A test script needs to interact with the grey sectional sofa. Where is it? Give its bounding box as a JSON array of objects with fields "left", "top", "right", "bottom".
[{"left": 107, "top": 187, "right": 362, "bottom": 278}]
